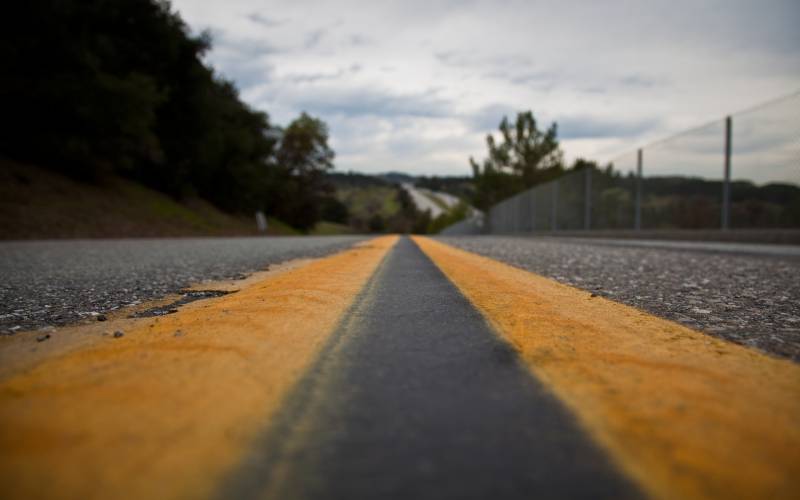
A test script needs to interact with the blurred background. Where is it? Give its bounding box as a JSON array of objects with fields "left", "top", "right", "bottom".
[{"left": 1, "top": 0, "right": 798, "bottom": 240}]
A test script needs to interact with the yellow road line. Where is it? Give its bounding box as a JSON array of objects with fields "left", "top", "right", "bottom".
[
  {"left": 414, "top": 236, "right": 800, "bottom": 500},
  {"left": 0, "top": 236, "right": 397, "bottom": 500}
]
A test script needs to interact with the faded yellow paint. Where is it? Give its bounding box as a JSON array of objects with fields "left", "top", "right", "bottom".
[
  {"left": 0, "top": 236, "right": 397, "bottom": 500},
  {"left": 414, "top": 236, "right": 800, "bottom": 500}
]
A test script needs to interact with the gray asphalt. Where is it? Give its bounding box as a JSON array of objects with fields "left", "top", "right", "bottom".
[
  {"left": 221, "top": 237, "right": 640, "bottom": 500},
  {"left": 563, "top": 237, "right": 800, "bottom": 257},
  {"left": 0, "top": 236, "right": 366, "bottom": 333},
  {"left": 438, "top": 235, "right": 800, "bottom": 362}
]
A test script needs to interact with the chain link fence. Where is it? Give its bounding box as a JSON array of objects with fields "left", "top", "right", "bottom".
[{"left": 442, "top": 91, "right": 800, "bottom": 236}]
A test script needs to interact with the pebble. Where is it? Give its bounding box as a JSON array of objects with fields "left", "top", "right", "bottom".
[
  {"left": 97, "top": 314, "right": 107, "bottom": 322},
  {"left": 113, "top": 330, "right": 124, "bottom": 338},
  {"left": 36, "top": 334, "right": 50, "bottom": 342}
]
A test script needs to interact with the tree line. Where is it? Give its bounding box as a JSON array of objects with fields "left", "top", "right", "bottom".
[{"left": 2, "top": 0, "right": 335, "bottom": 231}]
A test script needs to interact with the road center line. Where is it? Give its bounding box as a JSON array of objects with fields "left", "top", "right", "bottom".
[{"left": 222, "top": 237, "right": 640, "bottom": 500}]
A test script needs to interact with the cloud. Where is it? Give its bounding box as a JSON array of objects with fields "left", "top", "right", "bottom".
[
  {"left": 210, "top": 28, "right": 279, "bottom": 58},
  {"left": 289, "top": 87, "right": 454, "bottom": 119},
  {"left": 557, "top": 116, "right": 661, "bottom": 140},
  {"left": 304, "top": 28, "right": 326, "bottom": 49},
  {"left": 619, "top": 74, "right": 666, "bottom": 89},
  {"left": 466, "top": 104, "right": 517, "bottom": 132},
  {"left": 245, "top": 12, "right": 285, "bottom": 28},
  {"left": 286, "top": 64, "right": 362, "bottom": 84},
  {"left": 205, "top": 29, "right": 277, "bottom": 90},
  {"left": 348, "top": 34, "right": 372, "bottom": 46},
  {"left": 171, "top": 0, "right": 800, "bottom": 177},
  {"left": 436, "top": 50, "right": 531, "bottom": 70}
]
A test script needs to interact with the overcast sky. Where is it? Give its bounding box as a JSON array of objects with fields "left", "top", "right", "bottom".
[{"left": 170, "top": 0, "right": 800, "bottom": 179}]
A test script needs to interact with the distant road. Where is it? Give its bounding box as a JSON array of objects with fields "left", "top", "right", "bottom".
[
  {"left": 0, "top": 236, "right": 366, "bottom": 332},
  {"left": 438, "top": 235, "right": 800, "bottom": 361},
  {"left": 401, "top": 183, "right": 458, "bottom": 218}
]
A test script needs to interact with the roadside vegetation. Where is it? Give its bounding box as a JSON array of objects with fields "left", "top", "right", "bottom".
[{"left": 3, "top": 0, "right": 336, "bottom": 234}]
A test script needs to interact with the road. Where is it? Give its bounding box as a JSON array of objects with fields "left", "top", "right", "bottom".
[
  {"left": 439, "top": 235, "right": 800, "bottom": 361},
  {"left": 0, "top": 236, "right": 366, "bottom": 332},
  {"left": 222, "top": 238, "right": 639, "bottom": 499},
  {"left": 401, "top": 183, "right": 459, "bottom": 218},
  {"left": 0, "top": 235, "right": 798, "bottom": 500}
]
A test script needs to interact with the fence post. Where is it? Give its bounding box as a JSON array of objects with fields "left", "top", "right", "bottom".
[
  {"left": 722, "top": 115, "right": 732, "bottom": 230},
  {"left": 497, "top": 204, "right": 502, "bottom": 234},
  {"left": 499, "top": 204, "right": 504, "bottom": 234},
  {"left": 512, "top": 197, "right": 517, "bottom": 233},
  {"left": 584, "top": 167, "right": 592, "bottom": 230},
  {"left": 635, "top": 148, "right": 643, "bottom": 230},
  {"left": 552, "top": 180, "right": 559, "bottom": 231}
]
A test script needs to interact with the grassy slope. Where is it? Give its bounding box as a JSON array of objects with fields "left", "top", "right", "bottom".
[
  {"left": 0, "top": 160, "right": 298, "bottom": 239},
  {"left": 336, "top": 185, "right": 400, "bottom": 221}
]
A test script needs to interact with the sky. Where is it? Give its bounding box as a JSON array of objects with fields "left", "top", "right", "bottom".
[{"left": 170, "top": 0, "right": 800, "bottom": 182}]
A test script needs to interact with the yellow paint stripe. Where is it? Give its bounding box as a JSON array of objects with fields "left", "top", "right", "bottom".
[
  {"left": 413, "top": 236, "right": 800, "bottom": 500},
  {"left": 0, "top": 236, "right": 397, "bottom": 500}
]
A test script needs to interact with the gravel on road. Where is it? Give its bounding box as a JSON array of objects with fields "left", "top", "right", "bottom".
[
  {"left": 438, "top": 236, "right": 800, "bottom": 362},
  {"left": 0, "top": 236, "right": 366, "bottom": 332}
]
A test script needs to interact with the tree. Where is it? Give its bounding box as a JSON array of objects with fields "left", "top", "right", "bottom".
[
  {"left": 368, "top": 214, "right": 386, "bottom": 233},
  {"left": 470, "top": 111, "right": 563, "bottom": 210},
  {"left": 1, "top": 1, "right": 343, "bottom": 231},
  {"left": 320, "top": 196, "right": 349, "bottom": 224},
  {"left": 271, "top": 113, "right": 336, "bottom": 230}
]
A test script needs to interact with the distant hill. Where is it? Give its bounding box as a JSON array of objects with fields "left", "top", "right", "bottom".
[
  {"left": 378, "top": 172, "right": 417, "bottom": 185},
  {"left": 323, "top": 170, "right": 472, "bottom": 234},
  {"left": 327, "top": 171, "right": 391, "bottom": 189},
  {"left": 414, "top": 175, "right": 475, "bottom": 200}
]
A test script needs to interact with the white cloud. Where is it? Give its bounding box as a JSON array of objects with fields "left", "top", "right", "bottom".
[{"left": 170, "top": 0, "right": 800, "bottom": 182}]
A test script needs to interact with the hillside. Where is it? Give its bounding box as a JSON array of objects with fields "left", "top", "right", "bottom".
[{"left": 0, "top": 160, "right": 298, "bottom": 239}]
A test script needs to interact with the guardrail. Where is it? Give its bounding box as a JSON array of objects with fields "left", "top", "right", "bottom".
[{"left": 442, "top": 91, "right": 800, "bottom": 236}]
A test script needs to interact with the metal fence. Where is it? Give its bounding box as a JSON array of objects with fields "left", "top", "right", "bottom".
[{"left": 442, "top": 91, "right": 800, "bottom": 235}]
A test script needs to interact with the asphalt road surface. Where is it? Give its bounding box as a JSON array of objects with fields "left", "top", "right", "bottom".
[
  {"left": 221, "top": 238, "right": 640, "bottom": 500},
  {"left": 1, "top": 235, "right": 798, "bottom": 499},
  {"left": 401, "top": 183, "right": 459, "bottom": 218},
  {"left": 438, "top": 235, "right": 800, "bottom": 361},
  {"left": 0, "top": 236, "right": 366, "bottom": 333}
]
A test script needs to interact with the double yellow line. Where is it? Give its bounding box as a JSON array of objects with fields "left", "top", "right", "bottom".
[{"left": 0, "top": 235, "right": 798, "bottom": 500}]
